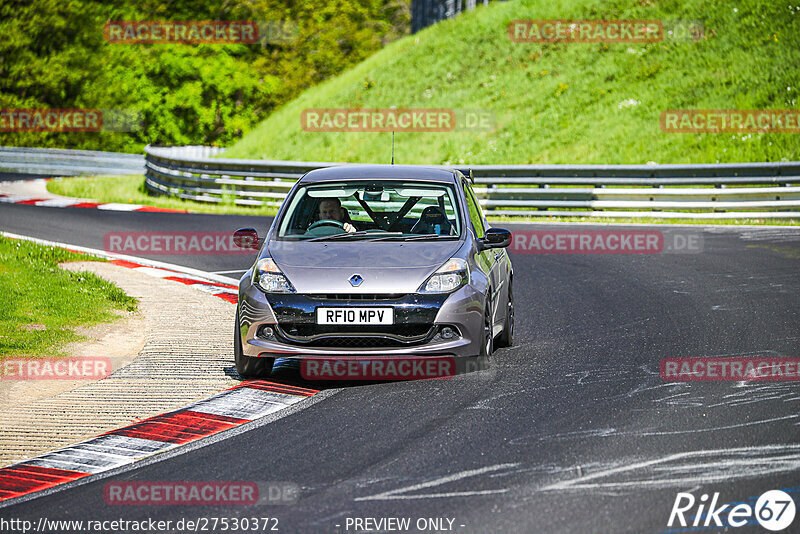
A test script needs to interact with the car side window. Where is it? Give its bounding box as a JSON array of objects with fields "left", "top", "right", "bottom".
[
  {"left": 461, "top": 179, "right": 485, "bottom": 239},
  {"left": 470, "top": 185, "right": 490, "bottom": 233}
]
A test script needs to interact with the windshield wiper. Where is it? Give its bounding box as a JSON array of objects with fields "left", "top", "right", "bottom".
[
  {"left": 305, "top": 231, "right": 403, "bottom": 242},
  {"left": 368, "top": 233, "right": 459, "bottom": 242}
]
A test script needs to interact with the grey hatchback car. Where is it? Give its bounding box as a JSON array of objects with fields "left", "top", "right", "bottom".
[{"left": 233, "top": 164, "right": 514, "bottom": 378}]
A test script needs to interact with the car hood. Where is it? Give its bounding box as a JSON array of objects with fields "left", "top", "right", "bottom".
[{"left": 267, "top": 240, "right": 462, "bottom": 293}]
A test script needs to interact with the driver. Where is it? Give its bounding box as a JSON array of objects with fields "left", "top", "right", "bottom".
[{"left": 318, "top": 198, "right": 356, "bottom": 233}]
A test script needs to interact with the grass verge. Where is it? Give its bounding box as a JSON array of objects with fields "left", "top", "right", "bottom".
[{"left": 0, "top": 237, "right": 138, "bottom": 357}]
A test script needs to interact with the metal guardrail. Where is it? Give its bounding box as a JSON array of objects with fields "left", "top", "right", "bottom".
[
  {"left": 0, "top": 146, "right": 144, "bottom": 177},
  {"left": 2, "top": 145, "right": 798, "bottom": 218},
  {"left": 145, "top": 145, "right": 800, "bottom": 219}
]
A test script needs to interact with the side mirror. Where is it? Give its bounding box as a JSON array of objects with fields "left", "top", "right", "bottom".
[
  {"left": 478, "top": 228, "right": 511, "bottom": 250},
  {"left": 233, "top": 228, "right": 260, "bottom": 250}
]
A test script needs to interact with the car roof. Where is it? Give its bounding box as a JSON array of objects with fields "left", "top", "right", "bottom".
[{"left": 300, "top": 164, "right": 460, "bottom": 184}]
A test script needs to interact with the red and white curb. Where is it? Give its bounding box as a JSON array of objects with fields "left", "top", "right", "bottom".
[
  {"left": 0, "top": 178, "right": 187, "bottom": 213},
  {"left": 0, "top": 195, "right": 186, "bottom": 212},
  {"left": 0, "top": 193, "right": 187, "bottom": 213},
  {"left": 0, "top": 234, "right": 320, "bottom": 506},
  {"left": 108, "top": 258, "right": 239, "bottom": 303},
  {"left": 0, "top": 380, "right": 318, "bottom": 504},
  {"left": 1, "top": 232, "right": 242, "bottom": 304}
]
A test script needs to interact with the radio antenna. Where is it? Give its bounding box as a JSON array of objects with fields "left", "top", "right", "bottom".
[{"left": 391, "top": 131, "right": 395, "bottom": 165}]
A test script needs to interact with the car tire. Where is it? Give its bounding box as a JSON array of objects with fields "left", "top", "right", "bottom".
[
  {"left": 234, "top": 310, "right": 274, "bottom": 378},
  {"left": 496, "top": 279, "right": 514, "bottom": 348},
  {"left": 480, "top": 299, "right": 493, "bottom": 358}
]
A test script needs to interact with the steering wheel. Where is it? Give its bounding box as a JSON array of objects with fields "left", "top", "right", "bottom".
[
  {"left": 371, "top": 212, "right": 394, "bottom": 231},
  {"left": 307, "top": 219, "right": 345, "bottom": 231}
]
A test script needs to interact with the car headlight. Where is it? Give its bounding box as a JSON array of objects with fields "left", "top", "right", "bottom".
[
  {"left": 419, "top": 258, "right": 469, "bottom": 294},
  {"left": 253, "top": 258, "right": 295, "bottom": 294}
]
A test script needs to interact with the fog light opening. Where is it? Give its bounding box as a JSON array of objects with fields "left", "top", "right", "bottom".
[
  {"left": 432, "top": 325, "right": 461, "bottom": 343},
  {"left": 441, "top": 326, "right": 457, "bottom": 340},
  {"left": 259, "top": 325, "right": 276, "bottom": 340}
]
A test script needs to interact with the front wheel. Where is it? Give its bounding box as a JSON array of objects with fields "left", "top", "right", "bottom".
[
  {"left": 496, "top": 280, "right": 514, "bottom": 348},
  {"left": 234, "top": 311, "right": 274, "bottom": 378},
  {"left": 480, "top": 300, "right": 493, "bottom": 358}
]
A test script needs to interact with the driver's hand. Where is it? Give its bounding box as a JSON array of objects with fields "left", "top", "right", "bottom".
[{"left": 343, "top": 222, "right": 356, "bottom": 233}]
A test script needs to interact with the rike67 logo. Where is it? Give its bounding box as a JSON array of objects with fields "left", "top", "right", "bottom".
[{"left": 668, "top": 490, "right": 796, "bottom": 531}]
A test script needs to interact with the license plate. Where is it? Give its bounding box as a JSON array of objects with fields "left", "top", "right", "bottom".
[{"left": 316, "top": 307, "right": 394, "bottom": 325}]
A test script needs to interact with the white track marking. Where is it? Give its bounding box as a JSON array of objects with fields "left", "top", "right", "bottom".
[
  {"left": 96, "top": 203, "right": 144, "bottom": 211},
  {"left": 355, "top": 463, "right": 519, "bottom": 501},
  {"left": 636, "top": 414, "right": 799, "bottom": 436},
  {"left": 33, "top": 198, "right": 86, "bottom": 207},
  {"left": 540, "top": 444, "right": 800, "bottom": 491},
  {"left": 185, "top": 388, "right": 305, "bottom": 420},
  {"left": 0, "top": 195, "right": 34, "bottom": 203},
  {"left": 128, "top": 266, "right": 182, "bottom": 278}
]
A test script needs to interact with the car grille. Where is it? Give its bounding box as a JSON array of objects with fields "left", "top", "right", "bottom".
[
  {"left": 302, "top": 337, "right": 414, "bottom": 348},
  {"left": 264, "top": 293, "right": 449, "bottom": 349},
  {"left": 306, "top": 294, "right": 408, "bottom": 301},
  {"left": 275, "top": 324, "right": 434, "bottom": 348}
]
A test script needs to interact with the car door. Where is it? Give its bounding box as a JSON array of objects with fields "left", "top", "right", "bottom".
[{"left": 461, "top": 178, "right": 503, "bottom": 335}]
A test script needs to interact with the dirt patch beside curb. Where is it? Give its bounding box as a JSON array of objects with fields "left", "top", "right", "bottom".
[{"left": 0, "top": 261, "right": 239, "bottom": 467}]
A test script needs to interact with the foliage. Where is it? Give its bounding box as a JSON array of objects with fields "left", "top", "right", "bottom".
[{"left": 0, "top": 0, "right": 409, "bottom": 152}]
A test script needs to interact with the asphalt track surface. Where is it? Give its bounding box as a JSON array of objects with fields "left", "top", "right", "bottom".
[{"left": 1, "top": 202, "right": 800, "bottom": 533}]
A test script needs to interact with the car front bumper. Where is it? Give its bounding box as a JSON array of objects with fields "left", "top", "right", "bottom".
[{"left": 237, "top": 281, "right": 485, "bottom": 360}]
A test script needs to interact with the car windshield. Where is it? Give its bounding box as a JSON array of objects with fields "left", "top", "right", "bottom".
[{"left": 276, "top": 180, "right": 462, "bottom": 241}]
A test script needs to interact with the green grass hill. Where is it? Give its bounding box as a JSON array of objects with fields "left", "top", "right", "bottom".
[{"left": 225, "top": 0, "right": 800, "bottom": 164}]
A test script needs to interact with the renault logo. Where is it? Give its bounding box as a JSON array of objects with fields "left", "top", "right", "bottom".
[{"left": 349, "top": 274, "right": 364, "bottom": 287}]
